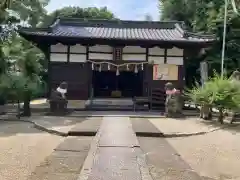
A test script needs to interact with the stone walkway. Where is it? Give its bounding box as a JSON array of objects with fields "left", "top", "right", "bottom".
[
  {"left": 1, "top": 115, "right": 239, "bottom": 180},
  {"left": 8, "top": 115, "right": 223, "bottom": 138},
  {"left": 76, "top": 117, "right": 205, "bottom": 180},
  {"left": 79, "top": 117, "right": 152, "bottom": 180}
]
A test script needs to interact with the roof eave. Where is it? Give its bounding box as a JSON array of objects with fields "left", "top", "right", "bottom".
[{"left": 19, "top": 32, "right": 215, "bottom": 48}]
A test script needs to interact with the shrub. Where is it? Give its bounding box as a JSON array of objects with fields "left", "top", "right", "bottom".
[{"left": 186, "top": 73, "right": 240, "bottom": 123}]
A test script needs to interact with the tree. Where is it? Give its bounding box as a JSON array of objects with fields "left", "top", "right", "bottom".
[
  {"left": 1, "top": 0, "right": 49, "bottom": 27},
  {"left": 0, "top": 0, "right": 47, "bottom": 116},
  {"left": 144, "top": 14, "right": 153, "bottom": 21},
  {"left": 0, "top": 0, "right": 11, "bottom": 10},
  {"left": 160, "top": 0, "right": 240, "bottom": 85},
  {"left": 0, "top": 36, "right": 43, "bottom": 116},
  {"left": 186, "top": 73, "right": 240, "bottom": 123},
  {"left": 16, "top": 40, "right": 44, "bottom": 116},
  {"left": 40, "top": 6, "right": 116, "bottom": 27}
]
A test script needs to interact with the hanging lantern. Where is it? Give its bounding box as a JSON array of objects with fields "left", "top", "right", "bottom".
[
  {"left": 141, "top": 63, "right": 144, "bottom": 70},
  {"left": 92, "top": 63, "right": 94, "bottom": 70},
  {"left": 108, "top": 63, "right": 110, "bottom": 71},
  {"left": 126, "top": 64, "right": 129, "bottom": 71},
  {"left": 99, "top": 64, "right": 102, "bottom": 72},
  {"left": 134, "top": 64, "right": 138, "bottom": 73},
  {"left": 116, "top": 67, "right": 120, "bottom": 76}
]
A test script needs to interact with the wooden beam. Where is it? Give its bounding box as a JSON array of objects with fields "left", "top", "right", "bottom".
[
  {"left": 86, "top": 45, "right": 89, "bottom": 60},
  {"left": 67, "top": 46, "right": 70, "bottom": 63},
  {"left": 146, "top": 48, "right": 149, "bottom": 62},
  {"left": 164, "top": 49, "right": 167, "bottom": 64},
  {"left": 88, "top": 51, "right": 113, "bottom": 54},
  {"left": 46, "top": 45, "right": 51, "bottom": 98},
  {"left": 121, "top": 52, "right": 146, "bottom": 55}
]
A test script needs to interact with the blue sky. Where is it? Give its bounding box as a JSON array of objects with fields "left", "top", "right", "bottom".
[{"left": 46, "top": 0, "right": 160, "bottom": 20}]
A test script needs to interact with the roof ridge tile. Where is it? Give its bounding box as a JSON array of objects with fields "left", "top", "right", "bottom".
[{"left": 55, "top": 17, "right": 181, "bottom": 29}]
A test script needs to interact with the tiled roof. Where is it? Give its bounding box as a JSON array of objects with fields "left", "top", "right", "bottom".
[{"left": 19, "top": 18, "right": 215, "bottom": 43}]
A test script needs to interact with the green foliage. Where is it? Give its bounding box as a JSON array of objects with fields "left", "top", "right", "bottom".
[
  {"left": 0, "top": 0, "right": 47, "bottom": 106},
  {"left": 185, "top": 81, "right": 212, "bottom": 106},
  {"left": 207, "top": 74, "right": 240, "bottom": 110},
  {"left": 9, "top": 0, "right": 49, "bottom": 27},
  {"left": 0, "top": 72, "right": 42, "bottom": 101},
  {"left": 144, "top": 14, "right": 153, "bottom": 21},
  {"left": 1, "top": 0, "right": 49, "bottom": 27},
  {"left": 186, "top": 72, "right": 240, "bottom": 112},
  {"left": 160, "top": 0, "right": 240, "bottom": 84},
  {"left": 0, "top": 32, "right": 44, "bottom": 112},
  {"left": 40, "top": 6, "right": 116, "bottom": 27}
]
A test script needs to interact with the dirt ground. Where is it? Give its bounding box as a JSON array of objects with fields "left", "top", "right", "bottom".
[
  {"left": 167, "top": 129, "right": 240, "bottom": 180},
  {"left": 151, "top": 118, "right": 240, "bottom": 180},
  {"left": 0, "top": 121, "right": 64, "bottom": 180}
]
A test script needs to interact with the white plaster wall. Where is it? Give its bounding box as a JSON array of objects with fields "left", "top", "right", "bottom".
[
  {"left": 70, "top": 44, "right": 86, "bottom": 53},
  {"left": 167, "top": 57, "right": 183, "bottom": 65},
  {"left": 122, "top": 54, "right": 146, "bottom": 61},
  {"left": 50, "top": 44, "right": 67, "bottom": 53},
  {"left": 149, "top": 47, "right": 164, "bottom": 55},
  {"left": 167, "top": 47, "right": 183, "bottom": 56},
  {"left": 70, "top": 54, "right": 86, "bottom": 62},
  {"left": 50, "top": 53, "right": 67, "bottom": 62},
  {"left": 89, "top": 53, "right": 113, "bottom": 60},
  {"left": 89, "top": 45, "right": 113, "bottom": 53},
  {"left": 149, "top": 56, "right": 165, "bottom": 64},
  {"left": 123, "top": 46, "right": 146, "bottom": 53}
]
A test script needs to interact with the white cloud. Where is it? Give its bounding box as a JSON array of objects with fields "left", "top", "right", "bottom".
[{"left": 46, "top": 0, "right": 159, "bottom": 20}]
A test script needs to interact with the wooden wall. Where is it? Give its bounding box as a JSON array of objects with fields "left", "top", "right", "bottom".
[
  {"left": 48, "top": 44, "right": 185, "bottom": 100},
  {"left": 50, "top": 62, "right": 90, "bottom": 100},
  {"left": 49, "top": 44, "right": 90, "bottom": 100}
]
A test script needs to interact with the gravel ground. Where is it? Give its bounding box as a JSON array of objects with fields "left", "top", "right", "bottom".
[
  {"left": 0, "top": 121, "right": 64, "bottom": 180},
  {"left": 166, "top": 128, "right": 240, "bottom": 180}
]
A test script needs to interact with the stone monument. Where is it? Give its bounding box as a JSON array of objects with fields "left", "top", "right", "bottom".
[
  {"left": 165, "top": 82, "right": 183, "bottom": 118},
  {"left": 49, "top": 82, "right": 68, "bottom": 113}
]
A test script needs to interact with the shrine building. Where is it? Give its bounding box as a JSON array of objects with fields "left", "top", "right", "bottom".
[{"left": 19, "top": 18, "right": 214, "bottom": 101}]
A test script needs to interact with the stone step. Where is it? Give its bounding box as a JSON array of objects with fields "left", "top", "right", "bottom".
[
  {"left": 79, "top": 117, "right": 153, "bottom": 180},
  {"left": 98, "top": 117, "right": 139, "bottom": 147},
  {"left": 131, "top": 118, "right": 164, "bottom": 137},
  {"left": 85, "top": 105, "right": 134, "bottom": 111},
  {"left": 28, "top": 136, "right": 92, "bottom": 180},
  {"left": 68, "top": 118, "right": 102, "bottom": 136}
]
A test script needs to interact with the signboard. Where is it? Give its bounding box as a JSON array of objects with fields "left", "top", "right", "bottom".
[
  {"left": 153, "top": 64, "right": 178, "bottom": 80},
  {"left": 153, "top": 64, "right": 163, "bottom": 80}
]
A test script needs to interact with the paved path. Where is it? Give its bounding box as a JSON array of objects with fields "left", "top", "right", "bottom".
[
  {"left": 8, "top": 116, "right": 221, "bottom": 138},
  {"left": 2, "top": 116, "right": 238, "bottom": 180},
  {"left": 77, "top": 117, "right": 207, "bottom": 180},
  {"left": 81, "top": 117, "right": 153, "bottom": 180}
]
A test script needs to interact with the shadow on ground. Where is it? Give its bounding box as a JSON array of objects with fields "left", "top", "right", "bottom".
[
  {"left": 199, "top": 118, "right": 240, "bottom": 134},
  {"left": 0, "top": 121, "right": 44, "bottom": 137}
]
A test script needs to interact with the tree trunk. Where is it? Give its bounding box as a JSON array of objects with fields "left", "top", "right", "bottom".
[
  {"left": 22, "top": 95, "right": 31, "bottom": 117},
  {"left": 230, "top": 111, "right": 237, "bottom": 124},
  {"left": 200, "top": 104, "right": 212, "bottom": 120},
  {"left": 208, "top": 105, "right": 213, "bottom": 120},
  {"left": 218, "top": 108, "right": 224, "bottom": 124}
]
